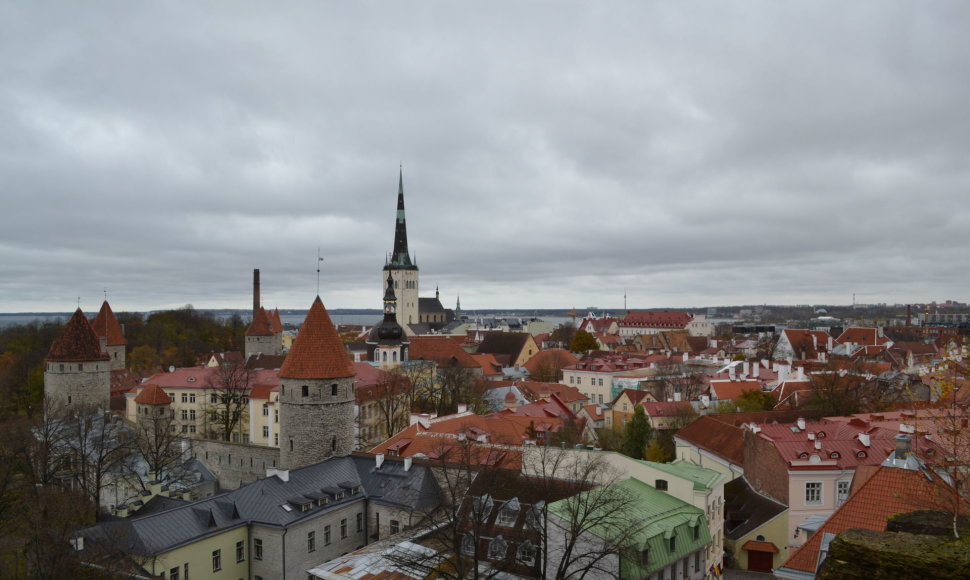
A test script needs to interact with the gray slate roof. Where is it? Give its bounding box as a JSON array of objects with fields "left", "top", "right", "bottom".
[{"left": 81, "top": 455, "right": 440, "bottom": 556}]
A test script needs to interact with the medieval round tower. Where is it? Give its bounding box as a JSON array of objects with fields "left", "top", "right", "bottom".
[
  {"left": 91, "top": 300, "right": 127, "bottom": 371},
  {"left": 44, "top": 308, "right": 111, "bottom": 412},
  {"left": 278, "top": 296, "right": 357, "bottom": 470}
]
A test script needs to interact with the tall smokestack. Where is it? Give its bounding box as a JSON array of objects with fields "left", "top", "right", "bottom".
[
  {"left": 906, "top": 304, "right": 912, "bottom": 327},
  {"left": 253, "top": 269, "right": 260, "bottom": 318}
]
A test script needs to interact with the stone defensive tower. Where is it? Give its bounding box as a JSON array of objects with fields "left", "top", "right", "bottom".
[
  {"left": 245, "top": 306, "right": 282, "bottom": 361},
  {"left": 278, "top": 296, "right": 357, "bottom": 470},
  {"left": 134, "top": 383, "right": 174, "bottom": 446},
  {"left": 383, "top": 169, "right": 419, "bottom": 328},
  {"left": 91, "top": 300, "right": 127, "bottom": 371},
  {"left": 45, "top": 308, "right": 111, "bottom": 412}
]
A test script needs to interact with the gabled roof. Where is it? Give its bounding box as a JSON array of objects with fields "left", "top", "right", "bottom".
[
  {"left": 675, "top": 415, "right": 745, "bottom": 466},
  {"left": 642, "top": 401, "right": 695, "bottom": 419},
  {"left": 90, "top": 300, "right": 127, "bottom": 346},
  {"left": 470, "top": 353, "right": 503, "bottom": 376},
  {"left": 134, "top": 383, "right": 171, "bottom": 405},
  {"left": 612, "top": 388, "right": 654, "bottom": 406},
  {"left": 245, "top": 307, "right": 275, "bottom": 337},
  {"left": 522, "top": 349, "right": 579, "bottom": 376},
  {"left": 47, "top": 308, "right": 110, "bottom": 362},
  {"left": 80, "top": 454, "right": 439, "bottom": 557},
  {"left": 476, "top": 332, "right": 532, "bottom": 360},
  {"left": 620, "top": 311, "right": 693, "bottom": 329},
  {"left": 709, "top": 379, "right": 762, "bottom": 401},
  {"left": 834, "top": 327, "right": 890, "bottom": 347},
  {"left": 409, "top": 336, "right": 479, "bottom": 369},
  {"left": 279, "top": 297, "right": 356, "bottom": 380}
]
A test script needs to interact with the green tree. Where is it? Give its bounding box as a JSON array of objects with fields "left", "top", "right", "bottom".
[
  {"left": 569, "top": 330, "right": 598, "bottom": 354},
  {"left": 736, "top": 388, "right": 776, "bottom": 412},
  {"left": 621, "top": 405, "right": 652, "bottom": 460}
]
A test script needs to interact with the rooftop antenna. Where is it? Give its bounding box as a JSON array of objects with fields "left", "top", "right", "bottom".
[
  {"left": 77, "top": 296, "right": 81, "bottom": 309},
  {"left": 316, "top": 248, "right": 324, "bottom": 296}
]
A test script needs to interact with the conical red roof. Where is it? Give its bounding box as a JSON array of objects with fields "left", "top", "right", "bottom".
[
  {"left": 246, "top": 307, "right": 274, "bottom": 336},
  {"left": 135, "top": 383, "right": 171, "bottom": 405},
  {"left": 47, "top": 309, "right": 110, "bottom": 362},
  {"left": 271, "top": 308, "right": 283, "bottom": 333},
  {"left": 279, "top": 297, "right": 356, "bottom": 379},
  {"left": 91, "top": 300, "right": 127, "bottom": 346}
]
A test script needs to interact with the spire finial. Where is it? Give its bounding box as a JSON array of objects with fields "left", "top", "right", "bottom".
[
  {"left": 316, "top": 248, "right": 324, "bottom": 296},
  {"left": 77, "top": 296, "right": 81, "bottom": 309}
]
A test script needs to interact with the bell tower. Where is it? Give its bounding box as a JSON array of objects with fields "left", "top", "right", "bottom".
[{"left": 383, "top": 169, "right": 419, "bottom": 329}]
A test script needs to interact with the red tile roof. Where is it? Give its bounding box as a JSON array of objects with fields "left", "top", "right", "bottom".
[
  {"left": 642, "top": 401, "right": 695, "bottom": 417},
  {"left": 835, "top": 327, "right": 890, "bottom": 347},
  {"left": 409, "top": 336, "right": 480, "bottom": 369},
  {"left": 279, "top": 297, "right": 356, "bottom": 379},
  {"left": 90, "top": 300, "right": 127, "bottom": 346},
  {"left": 621, "top": 311, "right": 692, "bottom": 329},
  {"left": 471, "top": 353, "right": 503, "bottom": 376},
  {"left": 134, "top": 383, "right": 172, "bottom": 405},
  {"left": 522, "top": 349, "right": 579, "bottom": 376},
  {"left": 47, "top": 308, "right": 110, "bottom": 362},
  {"left": 270, "top": 308, "right": 284, "bottom": 334},
  {"left": 611, "top": 388, "right": 653, "bottom": 406},
  {"left": 245, "top": 307, "right": 275, "bottom": 337},
  {"left": 782, "top": 465, "right": 965, "bottom": 573},
  {"left": 709, "top": 379, "right": 762, "bottom": 401},
  {"left": 675, "top": 415, "right": 745, "bottom": 465}
]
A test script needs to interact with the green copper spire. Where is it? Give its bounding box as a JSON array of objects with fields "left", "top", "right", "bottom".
[{"left": 386, "top": 167, "right": 416, "bottom": 270}]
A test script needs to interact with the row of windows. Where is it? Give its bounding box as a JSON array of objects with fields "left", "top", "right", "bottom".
[
  {"left": 281, "top": 383, "right": 341, "bottom": 398},
  {"left": 804, "top": 480, "right": 851, "bottom": 505},
  {"left": 568, "top": 375, "right": 606, "bottom": 387},
  {"left": 462, "top": 534, "right": 538, "bottom": 566}
]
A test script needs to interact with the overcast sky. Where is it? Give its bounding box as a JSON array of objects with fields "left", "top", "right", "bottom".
[{"left": 3, "top": 2, "right": 968, "bottom": 314}]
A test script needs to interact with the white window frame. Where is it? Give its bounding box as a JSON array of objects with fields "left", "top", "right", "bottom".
[{"left": 805, "top": 481, "right": 822, "bottom": 505}]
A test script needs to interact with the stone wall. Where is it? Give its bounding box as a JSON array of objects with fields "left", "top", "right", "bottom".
[
  {"left": 190, "top": 439, "right": 281, "bottom": 490},
  {"left": 279, "top": 376, "right": 356, "bottom": 470},
  {"left": 44, "top": 360, "right": 111, "bottom": 411}
]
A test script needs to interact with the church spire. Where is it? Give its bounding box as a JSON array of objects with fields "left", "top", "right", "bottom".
[{"left": 388, "top": 167, "right": 415, "bottom": 269}]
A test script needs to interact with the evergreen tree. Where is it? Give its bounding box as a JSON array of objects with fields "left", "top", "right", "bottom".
[
  {"left": 621, "top": 404, "right": 652, "bottom": 460},
  {"left": 570, "top": 330, "right": 599, "bottom": 353}
]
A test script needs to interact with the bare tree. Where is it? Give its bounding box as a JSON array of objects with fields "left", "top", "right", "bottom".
[
  {"left": 372, "top": 370, "right": 414, "bottom": 441},
  {"left": 655, "top": 361, "right": 706, "bottom": 402},
  {"left": 202, "top": 362, "right": 253, "bottom": 441},
  {"left": 521, "top": 446, "right": 647, "bottom": 579},
  {"left": 807, "top": 359, "right": 885, "bottom": 416},
  {"left": 55, "top": 408, "right": 133, "bottom": 520}
]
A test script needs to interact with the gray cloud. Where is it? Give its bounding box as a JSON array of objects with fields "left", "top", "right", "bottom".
[{"left": 2, "top": 1, "right": 969, "bottom": 314}]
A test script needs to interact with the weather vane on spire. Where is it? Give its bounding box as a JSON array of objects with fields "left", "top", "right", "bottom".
[{"left": 316, "top": 248, "right": 324, "bottom": 296}]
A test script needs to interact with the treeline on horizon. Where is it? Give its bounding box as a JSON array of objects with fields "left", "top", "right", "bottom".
[{"left": 0, "top": 306, "right": 246, "bottom": 418}]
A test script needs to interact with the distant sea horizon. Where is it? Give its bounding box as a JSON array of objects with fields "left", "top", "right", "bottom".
[{"left": 0, "top": 309, "right": 588, "bottom": 329}]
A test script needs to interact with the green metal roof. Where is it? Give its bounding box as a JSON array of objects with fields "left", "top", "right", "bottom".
[
  {"left": 548, "top": 477, "right": 711, "bottom": 579},
  {"left": 639, "top": 459, "right": 724, "bottom": 491}
]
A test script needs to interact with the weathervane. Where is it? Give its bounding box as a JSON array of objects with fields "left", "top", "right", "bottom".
[{"left": 316, "top": 248, "right": 324, "bottom": 295}]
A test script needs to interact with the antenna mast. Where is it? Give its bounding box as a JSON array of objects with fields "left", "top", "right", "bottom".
[{"left": 316, "top": 248, "right": 324, "bottom": 295}]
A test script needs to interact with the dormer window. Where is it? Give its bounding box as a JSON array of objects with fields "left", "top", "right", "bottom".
[
  {"left": 496, "top": 498, "right": 520, "bottom": 527},
  {"left": 488, "top": 535, "right": 507, "bottom": 560},
  {"left": 475, "top": 494, "right": 494, "bottom": 521},
  {"left": 668, "top": 535, "right": 676, "bottom": 552},
  {"left": 830, "top": 451, "right": 840, "bottom": 459},
  {"left": 655, "top": 479, "right": 668, "bottom": 491},
  {"left": 317, "top": 497, "right": 329, "bottom": 506},
  {"left": 641, "top": 548, "right": 650, "bottom": 566},
  {"left": 517, "top": 541, "right": 537, "bottom": 566},
  {"left": 857, "top": 450, "right": 867, "bottom": 458},
  {"left": 799, "top": 452, "right": 809, "bottom": 459}
]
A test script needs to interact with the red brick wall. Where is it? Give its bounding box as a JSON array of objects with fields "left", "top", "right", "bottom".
[{"left": 743, "top": 430, "right": 790, "bottom": 504}]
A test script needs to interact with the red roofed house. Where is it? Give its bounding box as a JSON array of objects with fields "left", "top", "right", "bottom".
[
  {"left": 775, "top": 436, "right": 961, "bottom": 579},
  {"left": 741, "top": 417, "right": 936, "bottom": 548},
  {"left": 774, "top": 329, "right": 832, "bottom": 362},
  {"left": 709, "top": 379, "right": 763, "bottom": 404},
  {"left": 562, "top": 353, "right": 650, "bottom": 406},
  {"left": 521, "top": 349, "right": 578, "bottom": 383},
  {"left": 642, "top": 400, "right": 696, "bottom": 430},
  {"left": 370, "top": 411, "right": 573, "bottom": 470},
  {"left": 618, "top": 311, "right": 694, "bottom": 337},
  {"left": 609, "top": 388, "right": 657, "bottom": 430}
]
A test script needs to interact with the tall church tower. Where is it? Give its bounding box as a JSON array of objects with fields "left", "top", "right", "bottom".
[
  {"left": 383, "top": 169, "right": 419, "bottom": 328},
  {"left": 278, "top": 296, "right": 357, "bottom": 470},
  {"left": 45, "top": 308, "right": 111, "bottom": 412}
]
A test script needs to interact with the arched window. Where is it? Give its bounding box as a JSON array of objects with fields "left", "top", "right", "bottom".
[
  {"left": 392, "top": 351, "right": 397, "bottom": 363},
  {"left": 382, "top": 351, "right": 387, "bottom": 362}
]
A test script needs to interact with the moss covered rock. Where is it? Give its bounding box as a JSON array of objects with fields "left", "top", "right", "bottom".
[{"left": 817, "top": 528, "right": 970, "bottom": 580}]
